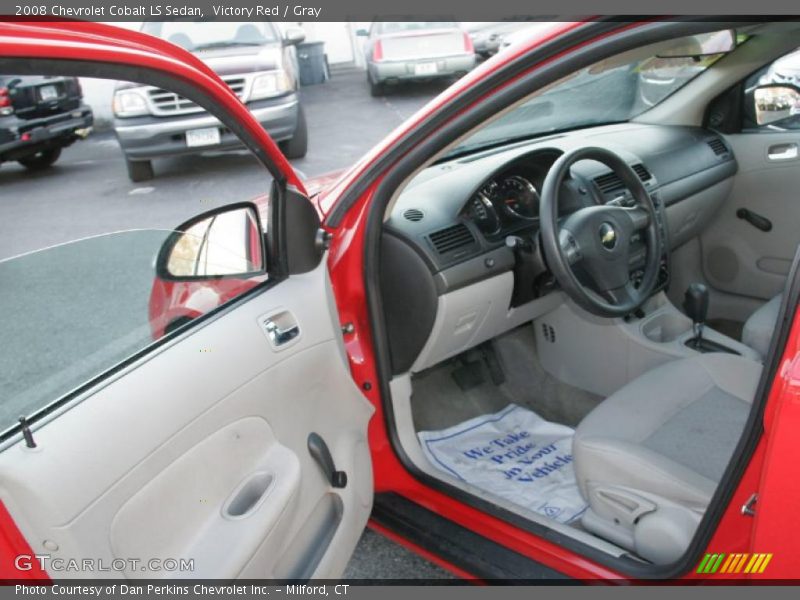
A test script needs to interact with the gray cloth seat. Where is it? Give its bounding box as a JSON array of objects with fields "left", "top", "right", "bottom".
[
  {"left": 742, "top": 293, "right": 782, "bottom": 359},
  {"left": 572, "top": 353, "right": 762, "bottom": 564}
]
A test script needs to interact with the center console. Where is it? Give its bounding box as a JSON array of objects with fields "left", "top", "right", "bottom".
[{"left": 533, "top": 288, "right": 760, "bottom": 398}]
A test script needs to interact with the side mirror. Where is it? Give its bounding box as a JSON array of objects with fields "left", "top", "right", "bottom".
[
  {"left": 156, "top": 203, "right": 266, "bottom": 281},
  {"left": 284, "top": 27, "right": 306, "bottom": 46},
  {"left": 355, "top": 29, "right": 369, "bottom": 37},
  {"left": 751, "top": 83, "right": 800, "bottom": 126}
]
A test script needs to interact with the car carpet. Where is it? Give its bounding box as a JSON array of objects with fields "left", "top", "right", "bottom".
[
  {"left": 450, "top": 358, "right": 488, "bottom": 391},
  {"left": 410, "top": 324, "right": 602, "bottom": 432}
]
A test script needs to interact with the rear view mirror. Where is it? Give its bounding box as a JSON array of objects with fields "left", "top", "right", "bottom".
[
  {"left": 284, "top": 27, "right": 306, "bottom": 46},
  {"left": 156, "top": 203, "right": 265, "bottom": 281},
  {"left": 356, "top": 29, "right": 369, "bottom": 37},
  {"left": 753, "top": 83, "right": 800, "bottom": 126}
]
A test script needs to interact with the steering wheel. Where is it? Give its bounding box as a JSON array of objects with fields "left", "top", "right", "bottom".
[{"left": 540, "top": 147, "right": 662, "bottom": 318}]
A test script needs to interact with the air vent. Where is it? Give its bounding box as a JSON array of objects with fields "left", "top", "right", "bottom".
[
  {"left": 632, "top": 163, "right": 652, "bottom": 182},
  {"left": 593, "top": 171, "right": 624, "bottom": 194},
  {"left": 707, "top": 137, "right": 728, "bottom": 156},
  {"left": 428, "top": 223, "right": 476, "bottom": 255},
  {"left": 593, "top": 163, "right": 651, "bottom": 194},
  {"left": 403, "top": 208, "right": 424, "bottom": 222}
]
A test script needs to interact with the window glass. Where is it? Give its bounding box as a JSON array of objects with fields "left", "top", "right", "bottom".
[{"left": 0, "top": 72, "right": 272, "bottom": 436}]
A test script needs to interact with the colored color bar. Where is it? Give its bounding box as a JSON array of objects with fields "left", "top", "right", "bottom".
[
  {"left": 710, "top": 553, "right": 725, "bottom": 574},
  {"left": 720, "top": 554, "right": 736, "bottom": 574},
  {"left": 745, "top": 554, "right": 761, "bottom": 573},
  {"left": 696, "top": 554, "right": 712, "bottom": 574},
  {"left": 698, "top": 552, "right": 773, "bottom": 575},
  {"left": 758, "top": 554, "right": 773, "bottom": 574},
  {"left": 734, "top": 553, "right": 750, "bottom": 573}
]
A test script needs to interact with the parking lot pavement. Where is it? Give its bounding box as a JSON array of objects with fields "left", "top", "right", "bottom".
[
  {"left": 344, "top": 528, "right": 454, "bottom": 580},
  {"left": 0, "top": 67, "right": 455, "bottom": 580},
  {"left": 0, "top": 68, "right": 449, "bottom": 259}
]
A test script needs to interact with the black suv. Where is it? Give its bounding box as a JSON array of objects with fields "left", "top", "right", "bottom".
[{"left": 0, "top": 75, "right": 93, "bottom": 171}]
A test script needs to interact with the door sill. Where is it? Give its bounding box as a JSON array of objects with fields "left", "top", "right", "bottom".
[{"left": 371, "top": 493, "right": 572, "bottom": 583}]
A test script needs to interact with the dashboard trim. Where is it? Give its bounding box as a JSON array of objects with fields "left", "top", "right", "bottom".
[
  {"left": 385, "top": 125, "right": 737, "bottom": 281},
  {"left": 433, "top": 246, "right": 515, "bottom": 295},
  {"left": 658, "top": 159, "right": 738, "bottom": 208}
]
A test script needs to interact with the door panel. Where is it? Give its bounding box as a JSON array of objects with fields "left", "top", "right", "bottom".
[
  {"left": 0, "top": 263, "right": 373, "bottom": 579},
  {"left": 700, "top": 132, "right": 800, "bottom": 301},
  {"left": 110, "top": 418, "right": 300, "bottom": 579}
]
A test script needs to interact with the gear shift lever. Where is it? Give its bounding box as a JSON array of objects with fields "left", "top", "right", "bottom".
[
  {"left": 682, "top": 283, "right": 740, "bottom": 355},
  {"left": 684, "top": 283, "right": 709, "bottom": 347}
]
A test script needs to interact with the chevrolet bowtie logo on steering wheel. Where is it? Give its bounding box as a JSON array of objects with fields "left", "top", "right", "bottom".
[{"left": 599, "top": 222, "right": 618, "bottom": 250}]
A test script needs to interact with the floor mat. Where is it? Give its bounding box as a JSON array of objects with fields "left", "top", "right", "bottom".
[{"left": 417, "top": 404, "right": 588, "bottom": 525}]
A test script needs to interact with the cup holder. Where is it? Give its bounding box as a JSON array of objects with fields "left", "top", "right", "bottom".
[{"left": 641, "top": 311, "right": 692, "bottom": 344}]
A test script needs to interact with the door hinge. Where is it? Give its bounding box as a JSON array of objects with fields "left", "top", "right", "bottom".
[{"left": 741, "top": 492, "right": 758, "bottom": 517}]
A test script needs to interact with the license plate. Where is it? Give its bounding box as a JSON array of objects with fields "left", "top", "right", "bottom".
[
  {"left": 185, "top": 127, "right": 221, "bottom": 148},
  {"left": 414, "top": 62, "right": 438, "bottom": 76},
  {"left": 39, "top": 85, "right": 58, "bottom": 101}
]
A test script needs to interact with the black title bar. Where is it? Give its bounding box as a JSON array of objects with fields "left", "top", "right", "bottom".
[{"left": 2, "top": 0, "right": 800, "bottom": 21}]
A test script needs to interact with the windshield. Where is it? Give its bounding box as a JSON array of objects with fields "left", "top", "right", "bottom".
[
  {"left": 141, "top": 21, "right": 279, "bottom": 51},
  {"left": 446, "top": 31, "right": 736, "bottom": 158}
]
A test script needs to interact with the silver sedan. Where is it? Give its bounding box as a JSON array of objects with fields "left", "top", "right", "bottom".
[{"left": 358, "top": 22, "right": 476, "bottom": 96}]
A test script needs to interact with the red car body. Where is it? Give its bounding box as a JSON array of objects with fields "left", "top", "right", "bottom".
[{"left": 1, "top": 18, "right": 799, "bottom": 583}]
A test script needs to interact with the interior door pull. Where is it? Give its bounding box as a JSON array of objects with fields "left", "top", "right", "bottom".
[
  {"left": 308, "top": 433, "right": 347, "bottom": 488},
  {"left": 767, "top": 142, "right": 798, "bottom": 161},
  {"left": 736, "top": 208, "right": 773, "bottom": 232},
  {"left": 224, "top": 472, "right": 274, "bottom": 519}
]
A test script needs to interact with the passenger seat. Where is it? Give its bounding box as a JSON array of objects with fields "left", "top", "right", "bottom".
[{"left": 742, "top": 294, "right": 783, "bottom": 359}]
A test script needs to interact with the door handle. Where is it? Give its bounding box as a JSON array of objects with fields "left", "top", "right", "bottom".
[
  {"left": 736, "top": 208, "right": 773, "bottom": 232},
  {"left": 767, "top": 143, "right": 798, "bottom": 161},
  {"left": 261, "top": 310, "right": 300, "bottom": 348}
]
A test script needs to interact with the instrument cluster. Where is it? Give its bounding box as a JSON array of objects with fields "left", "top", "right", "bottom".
[{"left": 462, "top": 172, "right": 542, "bottom": 237}]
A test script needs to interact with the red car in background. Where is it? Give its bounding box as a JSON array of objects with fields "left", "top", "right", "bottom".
[{"left": 2, "top": 17, "right": 800, "bottom": 585}]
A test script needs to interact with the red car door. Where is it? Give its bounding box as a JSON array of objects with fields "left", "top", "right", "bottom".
[
  {"left": 0, "top": 20, "right": 374, "bottom": 581},
  {"left": 749, "top": 302, "right": 800, "bottom": 578}
]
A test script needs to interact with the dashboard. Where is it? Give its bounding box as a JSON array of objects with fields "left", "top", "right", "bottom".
[{"left": 379, "top": 122, "right": 738, "bottom": 374}]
